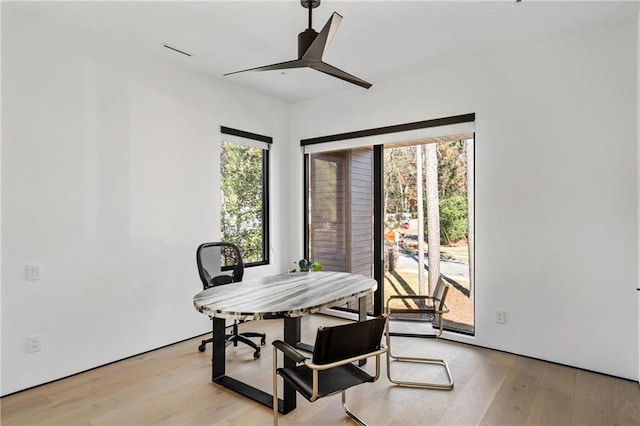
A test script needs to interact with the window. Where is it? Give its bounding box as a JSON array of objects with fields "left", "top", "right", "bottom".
[{"left": 220, "top": 126, "right": 271, "bottom": 266}]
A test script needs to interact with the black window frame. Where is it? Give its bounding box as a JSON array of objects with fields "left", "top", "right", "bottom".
[{"left": 220, "top": 126, "right": 271, "bottom": 268}]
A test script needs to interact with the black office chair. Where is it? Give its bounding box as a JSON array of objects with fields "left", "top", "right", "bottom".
[
  {"left": 196, "top": 242, "right": 266, "bottom": 359},
  {"left": 272, "top": 316, "right": 388, "bottom": 425}
]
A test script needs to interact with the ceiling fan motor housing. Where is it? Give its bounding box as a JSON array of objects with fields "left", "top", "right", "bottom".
[
  {"left": 298, "top": 28, "right": 319, "bottom": 59},
  {"left": 301, "top": 0, "right": 321, "bottom": 9},
  {"left": 224, "top": 0, "right": 371, "bottom": 89}
]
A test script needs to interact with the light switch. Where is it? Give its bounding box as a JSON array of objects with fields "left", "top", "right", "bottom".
[{"left": 26, "top": 264, "right": 42, "bottom": 281}]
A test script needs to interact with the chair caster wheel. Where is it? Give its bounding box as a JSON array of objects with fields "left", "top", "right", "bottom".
[
  {"left": 254, "top": 350, "right": 261, "bottom": 359},
  {"left": 198, "top": 343, "right": 206, "bottom": 352},
  {"left": 260, "top": 336, "right": 266, "bottom": 345}
]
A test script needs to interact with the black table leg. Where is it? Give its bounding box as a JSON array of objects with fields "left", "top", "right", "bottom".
[
  {"left": 210, "top": 317, "right": 293, "bottom": 414},
  {"left": 283, "top": 317, "right": 300, "bottom": 413},
  {"left": 208, "top": 299, "right": 368, "bottom": 413},
  {"left": 359, "top": 295, "right": 367, "bottom": 321},
  {"left": 359, "top": 296, "right": 368, "bottom": 366},
  {"left": 212, "top": 318, "right": 226, "bottom": 380}
]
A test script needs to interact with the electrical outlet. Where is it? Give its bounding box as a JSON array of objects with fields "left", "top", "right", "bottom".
[
  {"left": 496, "top": 311, "right": 506, "bottom": 324},
  {"left": 26, "top": 264, "right": 42, "bottom": 281},
  {"left": 27, "top": 335, "right": 42, "bottom": 353}
]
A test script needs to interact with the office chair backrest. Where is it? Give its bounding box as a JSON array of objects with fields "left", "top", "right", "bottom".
[
  {"left": 196, "top": 242, "right": 244, "bottom": 290},
  {"left": 433, "top": 276, "right": 450, "bottom": 311},
  {"left": 312, "top": 316, "right": 386, "bottom": 365}
]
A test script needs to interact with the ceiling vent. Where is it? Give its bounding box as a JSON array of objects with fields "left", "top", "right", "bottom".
[{"left": 162, "top": 43, "right": 193, "bottom": 57}]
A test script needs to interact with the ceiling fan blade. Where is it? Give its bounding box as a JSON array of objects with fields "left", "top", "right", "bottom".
[
  {"left": 310, "top": 61, "right": 372, "bottom": 89},
  {"left": 224, "top": 59, "right": 308, "bottom": 76},
  {"left": 302, "top": 12, "right": 343, "bottom": 61}
]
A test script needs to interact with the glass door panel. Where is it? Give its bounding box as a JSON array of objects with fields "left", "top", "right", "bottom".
[{"left": 384, "top": 138, "right": 475, "bottom": 335}]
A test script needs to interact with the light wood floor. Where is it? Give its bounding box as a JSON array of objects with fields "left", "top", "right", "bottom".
[{"left": 2, "top": 314, "right": 639, "bottom": 426}]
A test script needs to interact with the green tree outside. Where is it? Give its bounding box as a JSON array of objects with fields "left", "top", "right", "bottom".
[
  {"left": 221, "top": 142, "right": 265, "bottom": 263},
  {"left": 385, "top": 140, "right": 470, "bottom": 245}
]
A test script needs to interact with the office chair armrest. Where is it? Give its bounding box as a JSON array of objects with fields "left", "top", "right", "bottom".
[{"left": 272, "top": 340, "right": 307, "bottom": 363}]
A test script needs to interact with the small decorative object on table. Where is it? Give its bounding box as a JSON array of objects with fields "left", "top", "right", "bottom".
[{"left": 289, "top": 259, "right": 323, "bottom": 273}]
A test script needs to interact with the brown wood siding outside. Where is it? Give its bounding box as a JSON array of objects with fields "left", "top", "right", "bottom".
[
  {"left": 309, "top": 153, "right": 347, "bottom": 272},
  {"left": 349, "top": 148, "right": 373, "bottom": 277},
  {"left": 309, "top": 149, "right": 374, "bottom": 313},
  {"left": 347, "top": 149, "right": 373, "bottom": 312}
]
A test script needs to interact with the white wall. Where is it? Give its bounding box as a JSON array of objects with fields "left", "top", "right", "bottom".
[
  {"left": 1, "top": 10, "right": 290, "bottom": 395},
  {"left": 289, "top": 24, "right": 639, "bottom": 380},
  {"left": 637, "top": 7, "right": 640, "bottom": 384},
  {"left": 0, "top": 0, "right": 4, "bottom": 397}
]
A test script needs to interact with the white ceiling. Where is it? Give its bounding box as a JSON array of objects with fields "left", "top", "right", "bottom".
[{"left": 7, "top": 0, "right": 639, "bottom": 103}]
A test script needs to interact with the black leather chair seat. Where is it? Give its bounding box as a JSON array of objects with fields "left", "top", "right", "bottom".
[{"left": 278, "top": 363, "right": 375, "bottom": 401}]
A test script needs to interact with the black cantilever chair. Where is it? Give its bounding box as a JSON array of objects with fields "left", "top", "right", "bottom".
[
  {"left": 272, "top": 316, "right": 388, "bottom": 426},
  {"left": 196, "top": 242, "right": 266, "bottom": 359}
]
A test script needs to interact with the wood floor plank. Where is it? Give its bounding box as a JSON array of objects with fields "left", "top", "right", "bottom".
[
  {"left": 571, "top": 369, "right": 617, "bottom": 426},
  {"left": 435, "top": 363, "right": 510, "bottom": 425},
  {"left": 525, "top": 361, "right": 576, "bottom": 426},
  {"left": 612, "top": 377, "right": 640, "bottom": 426},
  {"left": 479, "top": 356, "right": 545, "bottom": 425},
  {"left": 2, "top": 314, "right": 638, "bottom": 426}
]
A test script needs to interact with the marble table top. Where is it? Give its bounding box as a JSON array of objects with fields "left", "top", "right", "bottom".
[{"left": 193, "top": 271, "right": 377, "bottom": 321}]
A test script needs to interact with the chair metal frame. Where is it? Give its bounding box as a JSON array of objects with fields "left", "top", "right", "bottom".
[
  {"left": 272, "top": 317, "right": 388, "bottom": 426},
  {"left": 385, "top": 277, "right": 454, "bottom": 390}
]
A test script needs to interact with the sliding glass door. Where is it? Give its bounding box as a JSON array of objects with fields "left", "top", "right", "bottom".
[{"left": 303, "top": 115, "right": 475, "bottom": 335}]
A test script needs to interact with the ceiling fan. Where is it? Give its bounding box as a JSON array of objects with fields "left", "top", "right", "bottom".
[{"left": 224, "top": 0, "right": 372, "bottom": 89}]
